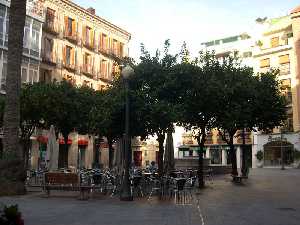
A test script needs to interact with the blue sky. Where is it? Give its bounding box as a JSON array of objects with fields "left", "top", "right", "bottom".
[{"left": 74, "top": 0, "right": 299, "bottom": 60}]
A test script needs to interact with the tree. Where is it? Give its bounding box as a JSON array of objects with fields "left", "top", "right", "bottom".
[
  {"left": 215, "top": 58, "right": 256, "bottom": 176},
  {"left": 89, "top": 85, "right": 125, "bottom": 169},
  {"left": 0, "top": 0, "right": 27, "bottom": 195},
  {"left": 252, "top": 70, "right": 287, "bottom": 131},
  {"left": 177, "top": 51, "right": 222, "bottom": 188},
  {"left": 41, "top": 81, "right": 82, "bottom": 168},
  {"left": 20, "top": 83, "right": 48, "bottom": 170},
  {"left": 130, "top": 40, "right": 178, "bottom": 176}
]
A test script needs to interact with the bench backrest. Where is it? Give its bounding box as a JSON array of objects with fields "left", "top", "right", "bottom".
[{"left": 45, "top": 172, "right": 79, "bottom": 185}]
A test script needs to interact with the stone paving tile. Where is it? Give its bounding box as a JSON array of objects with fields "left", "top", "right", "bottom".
[{"left": 1, "top": 168, "right": 300, "bottom": 225}]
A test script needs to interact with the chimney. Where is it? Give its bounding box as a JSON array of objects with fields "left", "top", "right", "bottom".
[{"left": 87, "top": 7, "right": 96, "bottom": 15}]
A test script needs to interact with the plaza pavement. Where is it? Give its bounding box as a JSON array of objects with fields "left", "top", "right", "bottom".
[{"left": 1, "top": 168, "right": 300, "bottom": 225}]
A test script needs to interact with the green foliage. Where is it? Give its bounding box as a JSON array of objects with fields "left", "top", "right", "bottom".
[
  {"left": 256, "top": 150, "right": 264, "bottom": 161},
  {"left": 0, "top": 204, "right": 24, "bottom": 225}
]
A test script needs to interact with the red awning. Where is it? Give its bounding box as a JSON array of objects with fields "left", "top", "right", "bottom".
[
  {"left": 37, "top": 136, "right": 48, "bottom": 144},
  {"left": 59, "top": 138, "right": 72, "bottom": 145},
  {"left": 78, "top": 139, "right": 88, "bottom": 146}
]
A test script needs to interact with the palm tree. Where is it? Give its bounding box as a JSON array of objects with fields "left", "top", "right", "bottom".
[{"left": 0, "top": 0, "right": 27, "bottom": 196}]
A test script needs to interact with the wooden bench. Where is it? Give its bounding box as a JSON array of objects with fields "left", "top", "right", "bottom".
[
  {"left": 44, "top": 172, "right": 92, "bottom": 200},
  {"left": 231, "top": 174, "right": 248, "bottom": 183}
]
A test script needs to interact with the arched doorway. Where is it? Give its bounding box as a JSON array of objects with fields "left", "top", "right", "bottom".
[{"left": 263, "top": 141, "right": 294, "bottom": 166}]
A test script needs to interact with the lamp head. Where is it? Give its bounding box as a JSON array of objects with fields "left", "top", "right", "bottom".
[{"left": 121, "top": 65, "right": 134, "bottom": 79}]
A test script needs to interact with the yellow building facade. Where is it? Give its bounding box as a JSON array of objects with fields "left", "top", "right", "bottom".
[
  {"left": 40, "top": 0, "right": 131, "bottom": 89},
  {"left": 30, "top": 0, "right": 131, "bottom": 171}
]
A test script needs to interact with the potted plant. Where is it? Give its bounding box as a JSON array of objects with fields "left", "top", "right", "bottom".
[
  {"left": 0, "top": 204, "right": 24, "bottom": 225},
  {"left": 255, "top": 150, "right": 264, "bottom": 168},
  {"left": 293, "top": 149, "right": 300, "bottom": 169}
]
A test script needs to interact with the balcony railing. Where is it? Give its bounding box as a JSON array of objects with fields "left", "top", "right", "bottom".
[
  {"left": 43, "top": 18, "right": 60, "bottom": 35},
  {"left": 81, "top": 64, "right": 94, "bottom": 78},
  {"left": 97, "top": 71, "right": 113, "bottom": 82},
  {"left": 64, "top": 29, "right": 77, "bottom": 43},
  {"left": 63, "top": 62, "right": 76, "bottom": 72},
  {"left": 41, "top": 51, "right": 56, "bottom": 66},
  {"left": 98, "top": 47, "right": 123, "bottom": 60},
  {"left": 83, "top": 40, "right": 94, "bottom": 51}
]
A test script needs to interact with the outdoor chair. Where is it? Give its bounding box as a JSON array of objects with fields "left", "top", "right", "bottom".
[
  {"left": 173, "top": 178, "right": 187, "bottom": 204},
  {"left": 131, "top": 176, "right": 144, "bottom": 197},
  {"left": 147, "top": 178, "right": 162, "bottom": 201}
]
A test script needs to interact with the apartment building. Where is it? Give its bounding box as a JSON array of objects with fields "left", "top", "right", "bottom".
[
  {"left": 0, "top": 0, "right": 44, "bottom": 93},
  {"left": 40, "top": 0, "right": 131, "bottom": 89},
  {"left": 30, "top": 0, "right": 131, "bottom": 171},
  {"left": 201, "top": 33, "right": 254, "bottom": 67}
]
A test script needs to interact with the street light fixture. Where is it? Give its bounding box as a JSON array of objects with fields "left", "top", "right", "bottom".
[{"left": 120, "top": 65, "right": 134, "bottom": 201}]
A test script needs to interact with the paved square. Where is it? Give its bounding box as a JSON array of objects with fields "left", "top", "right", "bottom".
[{"left": 1, "top": 168, "right": 300, "bottom": 225}]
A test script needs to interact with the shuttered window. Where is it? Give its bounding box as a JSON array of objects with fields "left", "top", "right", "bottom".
[
  {"left": 270, "top": 37, "right": 279, "bottom": 48},
  {"left": 279, "top": 54, "right": 289, "bottom": 64},
  {"left": 260, "top": 58, "right": 270, "bottom": 68}
]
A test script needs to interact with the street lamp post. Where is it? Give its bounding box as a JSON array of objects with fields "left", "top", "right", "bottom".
[
  {"left": 120, "top": 65, "right": 134, "bottom": 201},
  {"left": 280, "top": 128, "right": 285, "bottom": 170},
  {"left": 241, "top": 127, "right": 247, "bottom": 176}
]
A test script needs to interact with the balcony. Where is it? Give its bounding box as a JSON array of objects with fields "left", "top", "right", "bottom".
[
  {"left": 253, "top": 45, "right": 292, "bottom": 58},
  {"left": 63, "top": 62, "right": 76, "bottom": 72},
  {"left": 81, "top": 64, "right": 94, "bottom": 78},
  {"left": 83, "top": 40, "right": 94, "bottom": 51},
  {"left": 43, "top": 19, "right": 60, "bottom": 35},
  {"left": 99, "top": 47, "right": 123, "bottom": 61},
  {"left": 97, "top": 71, "right": 113, "bottom": 83},
  {"left": 64, "top": 30, "right": 77, "bottom": 44},
  {"left": 41, "top": 51, "right": 56, "bottom": 66}
]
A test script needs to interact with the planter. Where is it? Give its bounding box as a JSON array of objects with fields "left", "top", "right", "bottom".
[{"left": 257, "top": 161, "right": 263, "bottom": 168}]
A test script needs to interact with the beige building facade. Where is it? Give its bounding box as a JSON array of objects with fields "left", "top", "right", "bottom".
[
  {"left": 29, "top": 0, "right": 131, "bottom": 171},
  {"left": 40, "top": 0, "right": 131, "bottom": 89}
]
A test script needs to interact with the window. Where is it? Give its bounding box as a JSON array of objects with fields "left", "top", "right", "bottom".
[
  {"left": 0, "top": 5, "right": 5, "bottom": 46},
  {"left": 120, "top": 42, "right": 124, "bottom": 57},
  {"left": 66, "top": 46, "right": 71, "bottom": 65},
  {"left": 270, "top": 37, "right": 279, "bottom": 48},
  {"left": 85, "top": 26, "right": 91, "bottom": 45},
  {"left": 21, "top": 67, "right": 28, "bottom": 83},
  {"left": 67, "top": 17, "right": 73, "bottom": 36},
  {"left": 210, "top": 146, "right": 222, "bottom": 164},
  {"left": 1, "top": 61, "right": 7, "bottom": 91},
  {"left": 46, "top": 8, "right": 55, "bottom": 27},
  {"left": 279, "top": 54, "right": 289, "bottom": 64},
  {"left": 260, "top": 58, "right": 270, "bottom": 68},
  {"left": 101, "top": 34, "right": 107, "bottom": 50},
  {"left": 44, "top": 37, "right": 53, "bottom": 61},
  {"left": 23, "top": 18, "right": 31, "bottom": 51},
  {"left": 31, "top": 21, "right": 40, "bottom": 57},
  {"left": 4, "top": 8, "right": 9, "bottom": 47},
  {"left": 243, "top": 51, "right": 252, "bottom": 58},
  {"left": 279, "top": 55, "right": 290, "bottom": 75},
  {"left": 113, "top": 39, "right": 118, "bottom": 55},
  {"left": 101, "top": 60, "right": 108, "bottom": 78}
]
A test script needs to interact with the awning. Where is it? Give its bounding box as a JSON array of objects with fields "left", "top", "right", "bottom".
[
  {"left": 59, "top": 138, "right": 72, "bottom": 145},
  {"left": 37, "top": 136, "right": 48, "bottom": 144},
  {"left": 78, "top": 139, "right": 88, "bottom": 146}
]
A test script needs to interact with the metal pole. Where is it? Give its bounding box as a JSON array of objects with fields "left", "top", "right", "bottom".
[
  {"left": 120, "top": 80, "right": 133, "bottom": 201},
  {"left": 281, "top": 129, "right": 285, "bottom": 170}
]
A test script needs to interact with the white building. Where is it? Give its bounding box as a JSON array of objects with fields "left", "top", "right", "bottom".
[{"left": 0, "top": 0, "right": 44, "bottom": 93}]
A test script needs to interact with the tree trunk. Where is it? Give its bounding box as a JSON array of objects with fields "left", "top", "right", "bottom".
[
  {"left": 229, "top": 136, "right": 238, "bottom": 176},
  {"left": 107, "top": 137, "right": 114, "bottom": 169},
  {"left": 196, "top": 131, "right": 206, "bottom": 189},
  {"left": 21, "top": 138, "right": 31, "bottom": 171},
  {"left": 157, "top": 133, "right": 165, "bottom": 177},
  {"left": 0, "top": 0, "right": 27, "bottom": 196}
]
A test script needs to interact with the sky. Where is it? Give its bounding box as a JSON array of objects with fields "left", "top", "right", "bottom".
[{"left": 74, "top": 0, "right": 300, "bottom": 60}]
